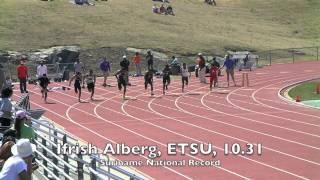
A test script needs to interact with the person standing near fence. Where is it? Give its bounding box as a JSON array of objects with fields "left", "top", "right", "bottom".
[
  {"left": 197, "top": 53, "right": 206, "bottom": 83},
  {"left": 132, "top": 52, "right": 142, "bottom": 76},
  {"left": 17, "top": 59, "right": 28, "bottom": 93},
  {"left": 222, "top": 54, "right": 237, "bottom": 87},
  {"left": 36, "top": 60, "right": 47, "bottom": 78},
  {"left": 100, "top": 57, "right": 111, "bottom": 87},
  {"left": 146, "top": 50, "right": 154, "bottom": 71}
]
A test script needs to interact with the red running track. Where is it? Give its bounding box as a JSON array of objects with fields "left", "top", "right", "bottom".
[{"left": 15, "top": 61, "right": 320, "bottom": 179}]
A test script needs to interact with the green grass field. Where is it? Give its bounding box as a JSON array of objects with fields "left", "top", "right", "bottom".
[
  {"left": 288, "top": 81, "right": 320, "bottom": 101},
  {"left": 0, "top": 0, "right": 319, "bottom": 54}
]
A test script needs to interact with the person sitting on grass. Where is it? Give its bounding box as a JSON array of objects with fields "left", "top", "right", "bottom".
[
  {"left": 152, "top": 4, "right": 159, "bottom": 14},
  {"left": 144, "top": 70, "right": 154, "bottom": 96},
  {"left": 160, "top": 4, "right": 166, "bottom": 14},
  {"left": 74, "top": 0, "right": 94, "bottom": 5},
  {"left": 115, "top": 69, "right": 127, "bottom": 100},
  {"left": 162, "top": 64, "right": 171, "bottom": 95},
  {"left": 166, "top": 5, "right": 175, "bottom": 16},
  {"left": 205, "top": 0, "right": 216, "bottom": 6}
]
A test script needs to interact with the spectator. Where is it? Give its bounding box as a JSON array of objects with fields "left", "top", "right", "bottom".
[
  {"left": 160, "top": 4, "right": 166, "bottom": 14},
  {"left": 170, "top": 56, "right": 179, "bottom": 66},
  {"left": 243, "top": 53, "right": 249, "bottom": 67},
  {"left": 74, "top": 58, "right": 84, "bottom": 75},
  {"left": 4, "top": 76, "right": 13, "bottom": 90},
  {"left": 0, "top": 139, "right": 15, "bottom": 169},
  {"left": 0, "top": 87, "right": 13, "bottom": 127},
  {"left": 205, "top": 0, "right": 216, "bottom": 6},
  {"left": 132, "top": 52, "right": 142, "bottom": 76},
  {"left": 16, "top": 60, "right": 28, "bottom": 93},
  {"left": 152, "top": 0, "right": 169, "bottom": 2},
  {"left": 0, "top": 65, "right": 5, "bottom": 90},
  {"left": 146, "top": 50, "right": 154, "bottom": 71},
  {"left": 0, "top": 139, "right": 36, "bottom": 179},
  {"left": 100, "top": 57, "right": 111, "bottom": 87},
  {"left": 166, "top": 5, "right": 175, "bottom": 16},
  {"left": 14, "top": 110, "right": 35, "bottom": 141},
  {"left": 36, "top": 60, "right": 47, "bottom": 78},
  {"left": 0, "top": 129, "right": 17, "bottom": 164},
  {"left": 75, "top": 0, "right": 93, "bottom": 5},
  {"left": 152, "top": 4, "right": 159, "bottom": 14},
  {"left": 197, "top": 53, "right": 206, "bottom": 83},
  {"left": 170, "top": 56, "right": 180, "bottom": 75},
  {"left": 222, "top": 55, "right": 237, "bottom": 87}
]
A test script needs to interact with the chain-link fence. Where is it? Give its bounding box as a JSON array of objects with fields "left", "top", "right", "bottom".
[
  {"left": 256, "top": 46, "right": 319, "bottom": 66},
  {"left": 1, "top": 46, "right": 319, "bottom": 83}
]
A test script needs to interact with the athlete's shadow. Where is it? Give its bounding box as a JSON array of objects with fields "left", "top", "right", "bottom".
[
  {"left": 79, "top": 101, "right": 89, "bottom": 103},
  {"left": 91, "top": 99, "right": 104, "bottom": 102},
  {"left": 45, "top": 102, "right": 56, "bottom": 104}
]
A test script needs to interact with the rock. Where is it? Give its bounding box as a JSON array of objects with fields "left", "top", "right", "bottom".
[
  {"left": 0, "top": 46, "right": 80, "bottom": 65},
  {"left": 29, "top": 46, "right": 80, "bottom": 64},
  {"left": 126, "top": 47, "right": 169, "bottom": 60}
]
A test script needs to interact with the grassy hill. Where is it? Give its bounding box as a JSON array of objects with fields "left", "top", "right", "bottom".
[{"left": 0, "top": 0, "right": 319, "bottom": 54}]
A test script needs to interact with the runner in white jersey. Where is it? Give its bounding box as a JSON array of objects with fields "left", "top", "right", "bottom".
[{"left": 181, "top": 63, "right": 191, "bottom": 92}]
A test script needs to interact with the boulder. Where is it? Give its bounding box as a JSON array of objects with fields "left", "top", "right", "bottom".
[{"left": 126, "top": 47, "right": 168, "bottom": 60}]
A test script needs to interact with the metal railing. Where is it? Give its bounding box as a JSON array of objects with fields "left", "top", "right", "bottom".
[
  {"left": 8, "top": 94, "right": 146, "bottom": 180},
  {"left": 32, "top": 117, "right": 146, "bottom": 180},
  {"left": 255, "top": 46, "right": 319, "bottom": 66},
  {"left": 1, "top": 46, "right": 319, "bottom": 83}
]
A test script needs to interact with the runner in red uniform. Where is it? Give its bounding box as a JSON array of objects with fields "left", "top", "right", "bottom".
[{"left": 210, "top": 63, "right": 219, "bottom": 91}]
